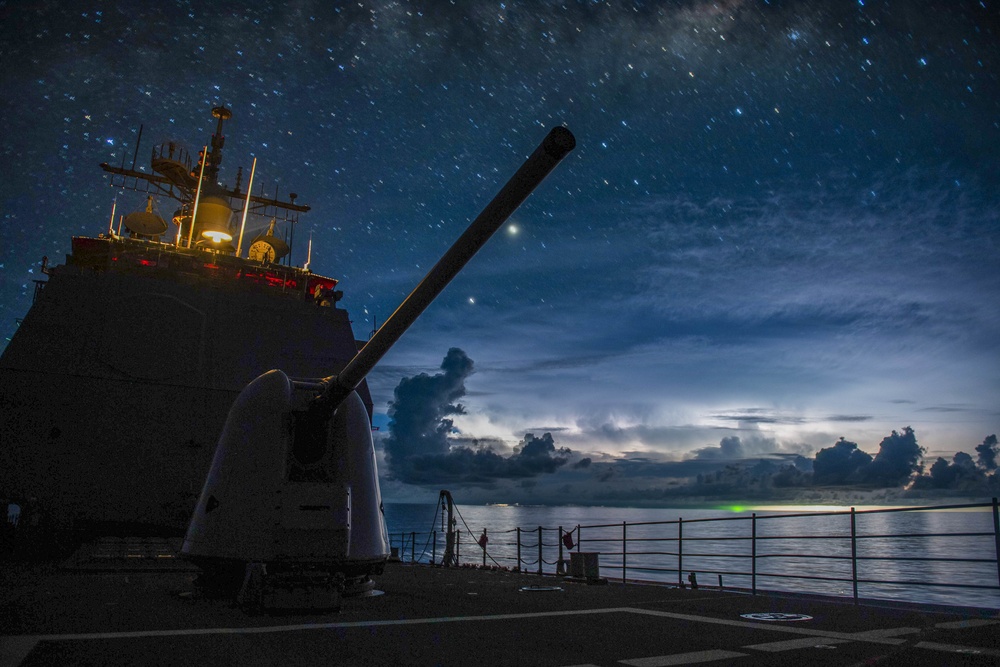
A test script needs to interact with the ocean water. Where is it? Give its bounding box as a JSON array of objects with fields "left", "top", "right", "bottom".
[{"left": 383, "top": 502, "right": 1000, "bottom": 610}]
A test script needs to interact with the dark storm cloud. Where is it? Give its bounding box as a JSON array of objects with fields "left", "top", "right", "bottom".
[
  {"left": 813, "top": 438, "right": 873, "bottom": 485},
  {"left": 866, "top": 427, "right": 925, "bottom": 486},
  {"left": 904, "top": 434, "right": 1000, "bottom": 493},
  {"left": 392, "top": 432, "right": 571, "bottom": 485},
  {"left": 381, "top": 347, "right": 472, "bottom": 466},
  {"left": 810, "top": 429, "right": 925, "bottom": 487},
  {"left": 975, "top": 434, "right": 998, "bottom": 471},
  {"left": 916, "top": 453, "right": 981, "bottom": 490},
  {"left": 381, "top": 349, "right": 572, "bottom": 485}
]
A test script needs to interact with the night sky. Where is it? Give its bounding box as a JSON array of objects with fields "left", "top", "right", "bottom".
[{"left": 2, "top": 1, "right": 998, "bottom": 506}]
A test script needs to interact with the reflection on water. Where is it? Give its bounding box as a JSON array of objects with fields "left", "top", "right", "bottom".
[{"left": 383, "top": 503, "right": 1000, "bottom": 609}]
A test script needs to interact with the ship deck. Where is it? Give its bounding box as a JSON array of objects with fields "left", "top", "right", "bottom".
[{"left": 2, "top": 556, "right": 998, "bottom": 666}]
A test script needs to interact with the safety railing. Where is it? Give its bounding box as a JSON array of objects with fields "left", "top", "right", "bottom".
[{"left": 389, "top": 498, "right": 1000, "bottom": 608}]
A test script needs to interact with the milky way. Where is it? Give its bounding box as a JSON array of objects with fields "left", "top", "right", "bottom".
[{"left": 1, "top": 1, "right": 997, "bottom": 504}]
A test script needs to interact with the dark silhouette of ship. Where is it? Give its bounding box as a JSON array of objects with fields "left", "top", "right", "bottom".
[{"left": 0, "top": 107, "right": 374, "bottom": 531}]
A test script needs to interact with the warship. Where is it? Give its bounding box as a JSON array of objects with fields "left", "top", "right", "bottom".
[
  {"left": 0, "top": 108, "right": 576, "bottom": 552},
  {"left": 0, "top": 107, "right": 375, "bottom": 531}
]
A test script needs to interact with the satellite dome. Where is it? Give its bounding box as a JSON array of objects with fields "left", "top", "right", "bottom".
[
  {"left": 123, "top": 196, "right": 168, "bottom": 236},
  {"left": 123, "top": 211, "right": 168, "bottom": 236}
]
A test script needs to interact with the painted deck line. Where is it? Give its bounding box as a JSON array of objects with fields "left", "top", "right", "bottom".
[
  {"left": 850, "top": 627, "right": 920, "bottom": 638},
  {"left": 624, "top": 608, "right": 908, "bottom": 645},
  {"left": 1, "top": 604, "right": 926, "bottom": 646},
  {"left": 934, "top": 618, "right": 1000, "bottom": 630},
  {"left": 4, "top": 605, "right": 997, "bottom": 667},
  {"left": 1, "top": 606, "right": 633, "bottom": 644},
  {"left": 741, "top": 636, "right": 852, "bottom": 652},
  {"left": 913, "top": 641, "right": 1000, "bottom": 657},
  {"left": 619, "top": 650, "right": 748, "bottom": 666}
]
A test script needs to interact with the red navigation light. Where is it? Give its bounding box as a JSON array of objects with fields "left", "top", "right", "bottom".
[
  {"left": 235, "top": 268, "right": 303, "bottom": 291},
  {"left": 138, "top": 259, "right": 157, "bottom": 267}
]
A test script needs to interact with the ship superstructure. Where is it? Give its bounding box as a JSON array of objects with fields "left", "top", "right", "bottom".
[{"left": 0, "top": 107, "right": 372, "bottom": 530}]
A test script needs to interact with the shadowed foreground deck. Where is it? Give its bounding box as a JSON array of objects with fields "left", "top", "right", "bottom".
[{"left": 2, "top": 559, "right": 998, "bottom": 666}]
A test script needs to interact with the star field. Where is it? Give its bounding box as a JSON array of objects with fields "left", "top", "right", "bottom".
[{"left": 1, "top": 0, "right": 998, "bottom": 504}]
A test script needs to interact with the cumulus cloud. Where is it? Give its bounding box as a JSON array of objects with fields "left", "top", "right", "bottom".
[
  {"left": 381, "top": 349, "right": 572, "bottom": 485},
  {"left": 866, "top": 427, "right": 925, "bottom": 486},
  {"left": 919, "top": 452, "right": 980, "bottom": 490},
  {"left": 811, "top": 429, "right": 926, "bottom": 488},
  {"left": 693, "top": 435, "right": 747, "bottom": 460},
  {"left": 381, "top": 347, "right": 472, "bottom": 468},
  {"left": 908, "top": 434, "right": 1000, "bottom": 494},
  {"left": 976, "top": 434, "right": 999, "bottom": 471},
  {"left": 689, "top": 426, "right": 807, "bottom": 462},
  {"left": 813, "top": 438, "right": 873, "bottom": 485}
]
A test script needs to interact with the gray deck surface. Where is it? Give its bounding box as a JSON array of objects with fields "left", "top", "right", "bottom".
[{"left": 2, "top": 560, "right": 998, "bottom": 666}]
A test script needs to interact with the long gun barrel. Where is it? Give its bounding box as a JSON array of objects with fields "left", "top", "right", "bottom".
[{"left": 317, "top": 126, "right": 575, "bottom": 413}]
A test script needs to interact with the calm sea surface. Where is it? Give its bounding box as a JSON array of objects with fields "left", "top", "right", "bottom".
[{"left": 383, "top": 502, "right": 1000, "bottom": 610}]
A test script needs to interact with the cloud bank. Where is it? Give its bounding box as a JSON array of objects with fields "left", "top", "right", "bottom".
[{"left": 379, "top": 350, "right": 999, "bottom": 504}]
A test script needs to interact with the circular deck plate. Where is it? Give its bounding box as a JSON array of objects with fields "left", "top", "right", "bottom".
[{"left": 740, "top": 612, "right": 813, "bottom": 622}]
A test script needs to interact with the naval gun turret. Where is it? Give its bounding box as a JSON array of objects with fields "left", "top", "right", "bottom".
[{"left": 180, "top": 127, "right": 575, "bottom": 608}]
